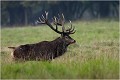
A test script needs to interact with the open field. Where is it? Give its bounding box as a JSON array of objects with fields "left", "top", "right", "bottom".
[{"left": 1, "top": 20, "right": 119, "bottom": 79}]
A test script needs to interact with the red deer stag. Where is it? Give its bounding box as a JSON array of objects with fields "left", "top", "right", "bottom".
[{"left": 8, "top": 12, "right": 76, "bottom": 61}]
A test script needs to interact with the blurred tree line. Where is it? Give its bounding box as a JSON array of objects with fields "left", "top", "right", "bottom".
[{"left": 1, "top": 1, "right": 119, "bottom": 27}]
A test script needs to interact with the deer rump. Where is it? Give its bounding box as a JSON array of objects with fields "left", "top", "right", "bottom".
[{"left": 9, "top": 39, "right": 67, "bottom": 61}]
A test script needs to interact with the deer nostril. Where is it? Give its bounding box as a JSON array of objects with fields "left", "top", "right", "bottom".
[
  {"left": 74, "top": 40, "right": 76, "bottom": 43},
  {"left": 71, "top": 40, "right": 76, "bottom": 44},
  {"left": 73, "top": 40, "right": 76, "bottom": 43}
]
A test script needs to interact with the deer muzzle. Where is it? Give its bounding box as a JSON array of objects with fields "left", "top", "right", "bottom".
[{"left": 70, "top": 40, "right": 76, "bottom": 44}]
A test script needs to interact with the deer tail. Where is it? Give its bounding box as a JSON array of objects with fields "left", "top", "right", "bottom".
[{"left": 8, "top": 47, "right": 16, "bottom": 49}]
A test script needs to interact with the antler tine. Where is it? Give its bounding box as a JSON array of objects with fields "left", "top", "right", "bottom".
[
  {"left": 62, "top": 13, "right": 65, "bottom": 22},
  {"left": 70, "top": 30, "right": 76, "bottom": 34},
  {"left": 41, "top": 15, "right": 45, "bottom": 21},
  {"left": 45, "top": 11, "right": 48, "bottom": 19},
  {"left": 53, "top": 16, "right": 58, "bottom": 30},
  {"left": 70, "top": 26, "right": 75, "bottom": 33},
  {"left": 69, "top": 26, "right": 76, "bottom": 34},
  {"left": 62, "top": 26, "right": 65, "bottom": 32},
  {"left": 61, "top": 13, "right": 65, "bottom": 32},
  {"left": 66, "top": 20, "right": 72, "bottom": 31},
  {"left": 65, "top": 20, "right": 76, "bottom": 34},
  {"left": 53, "top": 16, "right": 58, "bottom": 25},
  {"left": 69, "top": 21, "right": 75, "bottom": 32}
]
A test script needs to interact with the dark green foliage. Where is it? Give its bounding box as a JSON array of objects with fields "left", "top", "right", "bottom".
[{"left": 1, "top": 1, "right": 119, "bottom": 26}]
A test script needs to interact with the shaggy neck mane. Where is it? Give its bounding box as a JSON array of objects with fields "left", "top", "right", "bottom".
[{"left": 52, "top": 37, "right": 68, "bottom": 46}]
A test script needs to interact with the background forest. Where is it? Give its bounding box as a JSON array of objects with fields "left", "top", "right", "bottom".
[{"left": 1, "top": 1, "right": 119, "bottom": 27}]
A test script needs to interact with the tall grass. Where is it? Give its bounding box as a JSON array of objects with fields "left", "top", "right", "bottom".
[{"left": 1, "top": 20, "right": 119, "bottom": 79}]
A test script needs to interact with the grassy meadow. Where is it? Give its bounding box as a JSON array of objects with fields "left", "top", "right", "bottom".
[{"left": 1, "top": 20, "right": 119, "bottom": 79}]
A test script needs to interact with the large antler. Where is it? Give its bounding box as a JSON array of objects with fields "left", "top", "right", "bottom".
[{"left": 37, "top": 11, "right": 75, "bottom": 35}]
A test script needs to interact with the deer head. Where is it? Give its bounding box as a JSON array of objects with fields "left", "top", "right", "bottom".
[{"left": 37, "top": 11, "right": 76, "bottom": 45}]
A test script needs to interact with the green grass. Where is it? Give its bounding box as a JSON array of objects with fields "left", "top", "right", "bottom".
[{"left": 1, "top": 20, "right": 119, "bottom": 79}]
